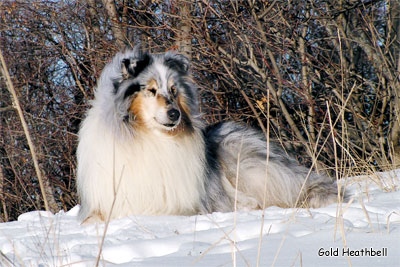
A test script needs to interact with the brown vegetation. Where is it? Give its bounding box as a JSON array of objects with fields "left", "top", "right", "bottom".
[{"left": 0, "top": 0, "right": 399, "bottom": 221}]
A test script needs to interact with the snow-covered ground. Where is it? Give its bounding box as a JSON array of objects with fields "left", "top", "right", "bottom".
[{"left": 0, "top": 171, "right": 399, "bottom": 267}]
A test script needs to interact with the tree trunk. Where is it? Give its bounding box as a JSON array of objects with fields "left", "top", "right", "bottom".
[
  {"left": 87, "top": 0, "right": 102, "bottom": 38},
  {"left": 102, "top": 0, "right": 125, "bottom": 48},
  {"left": 175, "top": 1, "right": 192, "bottom": 59},
  {"left": 388, "top": 0, "right": 400, "bottom": 165}
]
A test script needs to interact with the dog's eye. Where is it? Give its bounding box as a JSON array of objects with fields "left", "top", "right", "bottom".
[
  {"left": 148, "top": 87, "right": 157, "bottom": 96},
  {"left": 170, "top": 85, "right": 177, "bottom": 97}
]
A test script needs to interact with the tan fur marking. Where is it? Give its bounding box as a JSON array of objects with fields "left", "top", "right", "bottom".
[
  {"left": 156, "top": 94, "right": 168, "bottom": 107},
  {"left": 147, "top": 79, "right": 158, "bottom": 91},
  {"left": 173, "top": 95, "right": 194, "bottom": 136},
  {"left": 129, "top": 93, "right": 146, "bottom": 126},
  {"left": 168, "top": 78, "right": 174, "bottom": 88},
  {"left": 178, "top": 95, "right": 191, "bottom": 118}
]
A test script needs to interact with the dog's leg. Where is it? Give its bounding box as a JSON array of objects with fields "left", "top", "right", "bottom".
[
  {"left": 302, "top": 179, "right": 341, "bottom": 208},
  {"left": 80, "top": 210, "right": 105, "bottom": 225},
  {"left": 220, "top": 175, "right": 260, "bottom": 210}
]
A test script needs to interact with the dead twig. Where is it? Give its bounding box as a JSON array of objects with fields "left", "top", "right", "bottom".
[{"left": 0, "top": 48, "right": 50, "bottom": 212}]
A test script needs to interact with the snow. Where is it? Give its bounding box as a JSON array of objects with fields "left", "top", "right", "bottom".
[{"left": 1, "top": 171, "right": 399, "bottom": 266}]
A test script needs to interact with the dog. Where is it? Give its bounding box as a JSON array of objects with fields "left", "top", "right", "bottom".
[{"left": 76, "top": 47, "right": 340, "bottom": 223}]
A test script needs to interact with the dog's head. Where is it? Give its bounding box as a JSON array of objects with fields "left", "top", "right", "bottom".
[{"left": 108, "top": 47, "right": 198, "bottom": 135}]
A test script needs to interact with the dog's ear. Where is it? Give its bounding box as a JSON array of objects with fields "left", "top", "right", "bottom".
[
  {"left": 164, "top": 53, "right": 190, "bottom": 75},
  {"left": 121, "top": 48, "right": 151, "bottom": 80},
  {"left": 121, "top": 58, "right": 135, "bottom": 79}
]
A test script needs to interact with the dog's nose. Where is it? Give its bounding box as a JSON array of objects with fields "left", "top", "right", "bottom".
[{"left": 167, "top": 108, "right": 180, "bottom": 122}]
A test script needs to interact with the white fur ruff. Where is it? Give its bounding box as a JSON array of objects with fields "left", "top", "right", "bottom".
[{"left": 77, "top": 108, "right": 207, "bottom": 221}]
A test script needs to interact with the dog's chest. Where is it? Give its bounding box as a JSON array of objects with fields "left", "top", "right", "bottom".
[{"left": 115, "top": 131, "right": 206, "bottom": 214}]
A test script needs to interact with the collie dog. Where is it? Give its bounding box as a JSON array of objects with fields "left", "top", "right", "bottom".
[{"left": 77, "top": 47, "right": 340, "bottom": 223}]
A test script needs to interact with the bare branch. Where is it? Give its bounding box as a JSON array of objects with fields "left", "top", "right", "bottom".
[{"left": 0, "top": 48, "right": 50, "bottom": 212}]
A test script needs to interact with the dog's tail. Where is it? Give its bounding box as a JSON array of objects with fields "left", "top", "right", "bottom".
[{"left": 206, "top": 121, "right": 342, "bottom": 209}]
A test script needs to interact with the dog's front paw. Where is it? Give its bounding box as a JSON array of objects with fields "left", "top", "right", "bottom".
[{"left": 80, "top": 210, "right": 105, "bottom": 225}]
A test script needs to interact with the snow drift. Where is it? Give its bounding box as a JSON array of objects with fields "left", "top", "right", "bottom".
[{"left": 0, "top": 171, "right": 399, "bottom": 266}]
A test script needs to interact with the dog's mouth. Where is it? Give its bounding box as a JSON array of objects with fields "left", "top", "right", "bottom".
[
  {"left": 163, "top": 123, "right": 177, "bottom": 128},
  {"left": 153, "top": 118, "right": 180, "bottom": 131}
]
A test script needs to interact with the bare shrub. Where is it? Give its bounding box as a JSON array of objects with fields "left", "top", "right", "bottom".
[{"left": 0, "top": 0, "right": 398, "bottom": 221}]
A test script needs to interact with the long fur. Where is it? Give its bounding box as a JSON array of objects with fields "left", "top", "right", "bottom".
[{"left": 77, "top": 47, "right": 340, "bottom": 223}]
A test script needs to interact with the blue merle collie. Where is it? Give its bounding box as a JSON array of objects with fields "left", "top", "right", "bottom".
[{"left": 77, "top": 47, "right": 340, "bottom": 223}]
